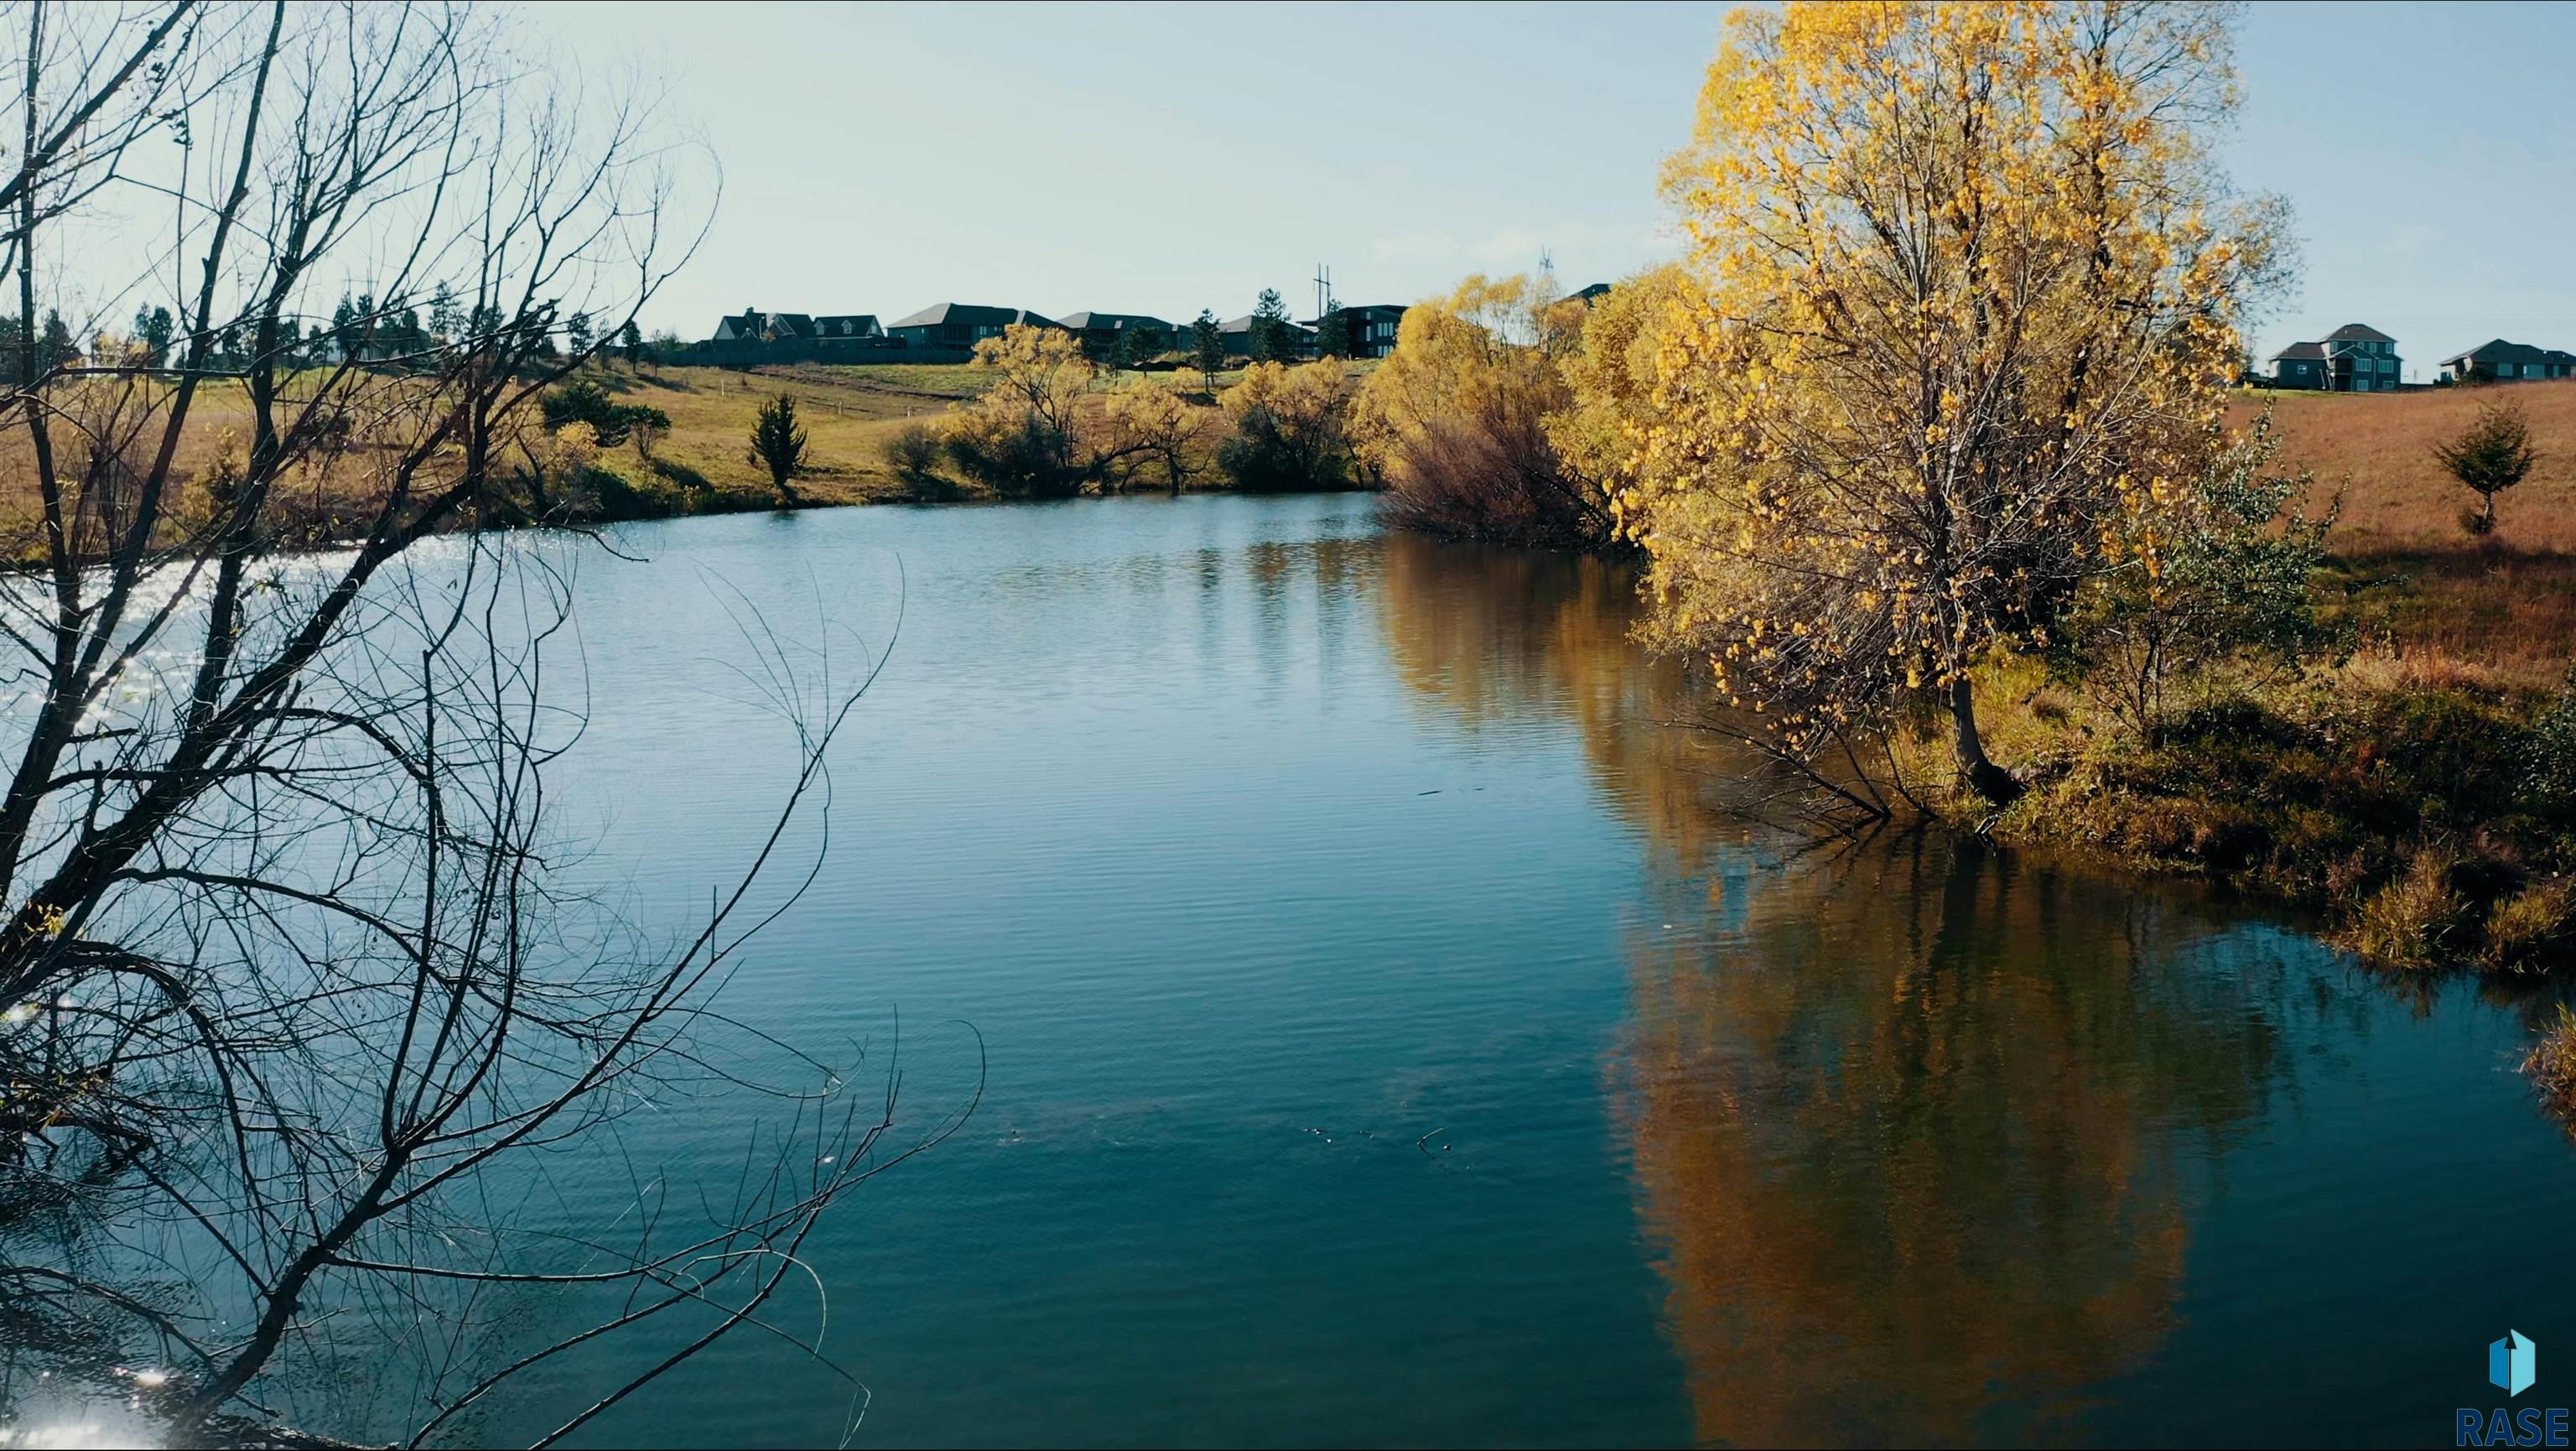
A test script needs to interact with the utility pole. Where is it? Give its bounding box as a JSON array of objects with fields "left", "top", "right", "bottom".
[{"left": 1313, "top": 263, "right": 1332, "bottom": 324}]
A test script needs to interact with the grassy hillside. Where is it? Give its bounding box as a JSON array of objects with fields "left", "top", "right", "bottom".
[
  {"left": 2241, "top": 378, "right": 2576, "bottom": 552},
  {"left": 2222, "top": 381, "right": 2576, "bottom": 689}
]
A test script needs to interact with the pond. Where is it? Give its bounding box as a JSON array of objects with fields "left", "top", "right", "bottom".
[{"left": 442, "top": 492, "right": 2574, "bottom": 1448}]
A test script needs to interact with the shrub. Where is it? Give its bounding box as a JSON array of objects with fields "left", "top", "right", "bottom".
[
  {"left": 541, "top": 377, "right": 667, "bottom": 448},
  {"left": 1216, "top": 361, "right": 1349, "bottom": 492},
  {"left": 2484, "top": 878, "right": 2576, "bottom": 973},
  {"left": 881, "top": 420, "right": 957, "bottom": 498},
  {"left": 2523, "top": 1006, "right": 2576, "bottom": 1133},
  {"left": 945, "top": 409, "right": 1080, "bottom": 498},
  {"left": 2346, "top": 846, "right": 2471, "bottom": 970},
  {"left": 1357, "top": 272, "right": 1617, "bottom": 550}
]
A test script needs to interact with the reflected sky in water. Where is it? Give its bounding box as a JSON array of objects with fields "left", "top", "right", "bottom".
[{"left": 400, "top": 495, "right": 2576, "bottom": 1448}]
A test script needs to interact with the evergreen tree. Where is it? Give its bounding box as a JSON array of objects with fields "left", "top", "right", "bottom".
[
  {"left": 132, "top": 306, "right": 176, "bottom": 367},
  {"left": 1250, "top": 288, "right": 1297, "bottom": 364},
  {"left": 1313, "top": 297, "right": 1348, "bottom": 360},
  {"left": 428, "top": 282, "right": 461, "bottom": 341},
  {"left": 1191, "top": 309, "right": 1223, "bottom": 396},
  {"left": 39, "top": 309, "right": 77, "bottom": 369},
  {"left": 618, "top": 319, "right": 643, "bottom": 367},
  {"left": 748, "top": 393, "right": 810, "bottom": 502},
  {"left": 566, "top": 309, "right": 594, "bottom": 357}
]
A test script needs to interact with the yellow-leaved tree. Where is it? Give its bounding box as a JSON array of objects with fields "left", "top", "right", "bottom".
[
  {"left": 1621, "top": 0, "right": 2284, "bottom": 804},
  {"left": 1216, "top": 360, "right": 1353, "bottom": 491},
  {"left": 1353, "top": 273, "right": 1608, "bottom": 549}
]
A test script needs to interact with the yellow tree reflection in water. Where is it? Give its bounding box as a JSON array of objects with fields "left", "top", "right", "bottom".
[
  {"left": 1623, "top": 838, "right": 2287, "bottom": 1445},
  {"left": 1371, "top": 535, "right": 2294, "bottom": 1446}
]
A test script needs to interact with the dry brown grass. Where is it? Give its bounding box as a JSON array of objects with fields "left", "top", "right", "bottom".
[
  {"left": 2324, "top": 546, "right": 2576, "bottom": 688},
  {"left": 2236, "top": 379, "right": 2576, "bottom": 552}
]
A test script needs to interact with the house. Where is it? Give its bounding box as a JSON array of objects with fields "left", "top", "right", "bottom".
[
  {"left": 884, "top": 304, "right": 1062, "bottom": 352},
  {"left": 812, "top": 314, "right": 882, "bottom": 340},
  {"left": 1308, "top": 303, "right": 1408, "bottom": 360},
  {"left": 1569, "top": 283, "right": 1613, "bottom": 305},
  {"left": 2438, "top": 339, "right": 2576, "bottom": 384},
  {"left": 1215, "top": 313, "right": 1317, "bottom": 361},
  {"left": 712, "top": 309, "right": 761, "bottom": 342},
  {"left": 1057, "top": 311, "right": 1173, "bottom": 360},
  {"left": 2265, "top": 323, "right": 2402, "bottom": 391}
]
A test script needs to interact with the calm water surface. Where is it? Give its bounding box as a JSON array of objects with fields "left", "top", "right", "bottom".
[{"left": 460, "top": 494, "right": 2573, "bottom": 1448}]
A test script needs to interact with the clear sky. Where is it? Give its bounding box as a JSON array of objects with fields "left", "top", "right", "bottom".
[{"left": 560, "top": 1, "right": 2576, "bottom": 376}]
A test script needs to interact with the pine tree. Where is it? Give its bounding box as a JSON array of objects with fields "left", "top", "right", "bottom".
[
  {"left": 39, "top": 309, "right": 77, "bottom": 370},
  {"left": 428, "top": 282, "right": 461, "bottom": 341},
  {"left": 1192, "top": 309, "right": 1223, "bottom": 396},
  {"left": 1313, "top": 297, "right": 1348, "bottom": 360},
  {"left": 748, "top": 393, "right": 810, "bottom": 502},
  {"left": 132, "top": 306, "right": 175, "bottom": 367},
  {"left": 1251, "top": 288, "right": 1296, "bottom": 364}
]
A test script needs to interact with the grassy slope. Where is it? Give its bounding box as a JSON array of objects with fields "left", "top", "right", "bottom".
[
  {"left": 1973, "top": 382, "right": 2576, "bottom": 982},
  {"left": 2240, "top": 379, "right": 2576, "bottom": 552},
  {"left": 2233, "top": 381, "right": 2576, "bottom": 688}
]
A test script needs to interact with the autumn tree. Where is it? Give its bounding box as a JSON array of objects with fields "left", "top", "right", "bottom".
[
  {"left": 947, "top": 322, "right": 1093, "bottom": 496},
  {"left": 1218, "top": 360, "right": 1350, "bottom": 491},
  {"left": 750, "top": 392, "right": 811, "bottom": 500},
  {"left": 2434, "top": 396, "right": 2538, "bottom": 536},
  {"left": 1100, "top": 375, "right": 1197, "bottom": 492},
  {"left": 947, "top": 323, "right": 1186, "bottom": 497},
  {"left": 1618, "top": 0, "right": 2283, "bottom": 805},
  {"left": 1353, "top": 273, "right": 1607, "bottom": 549}
]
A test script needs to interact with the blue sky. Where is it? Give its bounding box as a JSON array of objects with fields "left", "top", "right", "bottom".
[{"left": 572, "top": 1, "right": 2576, "bottom": 375}]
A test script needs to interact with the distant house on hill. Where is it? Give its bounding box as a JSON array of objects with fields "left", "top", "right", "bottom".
[
  {"left": 812, "top": 314, "right": 882, "bottom": 340},
  {"left": 1057, "top": 311, "right": 1173, "bottom": 360},
  {"left": 1216, "top": 312, "right": 1318, "bottom": 361},
  {"left": 1570, "top": 282, "right": 1613, "bottom": 304},
  {"left": 2438, "top": 339, "right": 2576, "bottom": 384},
  {"left": 709, "top": 309, "right": 885, "bottom": 348},
  {"left": 884, "top": 304, "right": 1062, "bottom": 352},
  {"left": 1306, "top": 303, "right": 1408, "bottom": 360},
  {"left": 2265, "top": 322, "right": 2402, "bottom": 391},
  {"left": 711, "top": 309, "right": 759, "bottom": 342}
]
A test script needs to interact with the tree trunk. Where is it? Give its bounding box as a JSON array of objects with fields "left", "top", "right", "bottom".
[{"left": 1947, "top": 674, "right": 2023, "bottom": 806}]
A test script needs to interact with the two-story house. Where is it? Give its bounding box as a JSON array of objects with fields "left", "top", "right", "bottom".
[
  {"left": 1307, "top": 304, "right": 1409, "bottom": 360},
  {"left": 2438, "top": 339, "right": 2576, "bottom": 384},
  {"left": 2266, "top": 323, "right": 2402, "bottom": 391}
]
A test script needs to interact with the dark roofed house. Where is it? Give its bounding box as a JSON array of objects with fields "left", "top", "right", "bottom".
[
  {"left": 2266, "top": 322, "right": 2401, "bottom": 392},
  {"left": 1217, "top": 312, "right": 1320, "bottom": 361},
  {"left": 2439, "top": 339, "right": 2576, "bottom": 384},
  {"left": 711, "top": 308, "right": 767, "bottom": 342},
  {"left": 1306, "top": 303, "right": 1407, "bottom": 360},
  {"left": 1571, "top": 283, "right": 1613, "bottom": 304},
  {"left": 812, "top": 314, "right": 882, "bottom": 340},
  {"left": 884, "top": 304, "right": 1062, "bottom": 353},
  {"left": 1057, "top": 311, "right": 1173, "bottom": 360}
]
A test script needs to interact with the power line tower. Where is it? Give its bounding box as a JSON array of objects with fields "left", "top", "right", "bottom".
[{"left": 1312, "top": 262, "right": 1332, "bottom": 322}]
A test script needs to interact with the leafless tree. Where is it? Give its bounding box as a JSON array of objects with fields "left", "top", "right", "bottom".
[{"left": 0, "top": 4, "right": 951, "bottom": 1445}]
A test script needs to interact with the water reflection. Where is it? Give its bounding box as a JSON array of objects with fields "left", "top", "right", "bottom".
[
  {"left": 1372, "top": 532, "right": 2314, "bottom": 1445},
  {"left": 1374, "top": 533, "right": 1740, "bottom": 879},
  {"left": 1623, "top": 838, "right": 2298, "bottom": 1445}
]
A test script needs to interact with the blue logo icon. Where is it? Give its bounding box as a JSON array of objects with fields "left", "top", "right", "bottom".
[{"left": 2493, "top": 1330, "right": 2538, "bottom": 1398}]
